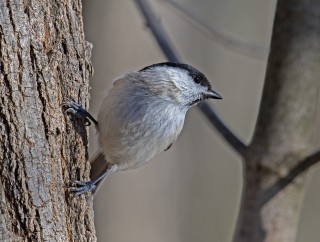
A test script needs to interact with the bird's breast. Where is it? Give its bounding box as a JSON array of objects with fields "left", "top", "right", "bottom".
[{"left": 98, "top": 92, "right": 187, "bottom": 171}]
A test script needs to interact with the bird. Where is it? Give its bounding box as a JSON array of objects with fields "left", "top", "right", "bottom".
[{"left": 63, "top": 62, "right": 222, "bottom": 196}]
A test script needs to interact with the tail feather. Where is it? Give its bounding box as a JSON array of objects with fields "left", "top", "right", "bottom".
[{"left": 89, "top": 152, "right": 111, "bottom": 196}]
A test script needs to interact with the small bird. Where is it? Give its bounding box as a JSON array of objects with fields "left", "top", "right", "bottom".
[{"left": 63, "top": 62, "right": 222, "bottom": 196}]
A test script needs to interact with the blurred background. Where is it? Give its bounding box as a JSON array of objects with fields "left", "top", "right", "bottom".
[{"left": 82, "top": 0, "right": 320, "bottom": 241}]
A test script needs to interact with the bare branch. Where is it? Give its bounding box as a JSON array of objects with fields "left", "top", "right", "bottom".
[
  {"left": 134, "top": 0, "right": 180, "bottom": 62},
  {"left": 159, "top": 0, "right": 269, "bottom": 59},
  {"left": 134, "top": 0, "right": 248, "bottom": 156},
  {"left": 259, "top": 150, "right": 320, "bottom": 206},
  {"left": 197, "top": 102, "right": 247, "bottom": 155}
]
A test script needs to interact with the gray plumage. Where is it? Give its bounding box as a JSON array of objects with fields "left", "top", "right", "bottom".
[{"left": 64, "top": 62, "right": 222, "bottom": 196}]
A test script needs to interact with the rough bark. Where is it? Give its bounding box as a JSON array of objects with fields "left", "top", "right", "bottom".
[
  {"left": 234, "top": 1, "right": 320, "bottom": 241},
  {"left": 0, "top": 0, "right": 95, "bottom": 241}
]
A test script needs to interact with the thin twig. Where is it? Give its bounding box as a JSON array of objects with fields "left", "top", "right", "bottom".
[
  {"left": 159, "top": 0, "right": 269, "bottom": 59},
  {"left": 259, "top": 150, "right": 320, "bottom": 206},
  {"left": 134, "top": 0, "right": 248, "bottom": 156},
  {"left": 134, "top": 0, "right": 180, "bottom": 62},
  {"left": 198, "top": 102, "right": 247, "bottom": 155}
]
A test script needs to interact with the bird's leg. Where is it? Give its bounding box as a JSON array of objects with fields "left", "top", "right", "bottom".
[
  {"left": 62, "top": 99, "right": 98, "bottom": 126},
  {"left": 69, "top": 164, "right": 118, "bottom": 196}
]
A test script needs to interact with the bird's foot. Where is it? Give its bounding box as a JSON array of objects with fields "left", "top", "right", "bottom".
[
  {"left": 69, "top": 180, "right": 97, "bottom": 196},
  {"left": 62, "top": 99, "right": 98, "bottom": 126}
]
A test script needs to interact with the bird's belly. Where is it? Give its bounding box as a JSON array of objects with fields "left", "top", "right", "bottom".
[
  {"left": 108, "top": 129, "right": 173, "bottom": 170},
  {"left": 98, "top": 93, "right": 187, "bottom": 171},
  {"left": 101, "top": 117, "right": 184, "bottom": 171}
]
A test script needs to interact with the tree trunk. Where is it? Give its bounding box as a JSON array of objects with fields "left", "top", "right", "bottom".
[
  {"left": 234, "top": 0, "right": 320, "bottom": 241},
  {"left": 0, "top": 0, "right": 95, "bottom": 241}
]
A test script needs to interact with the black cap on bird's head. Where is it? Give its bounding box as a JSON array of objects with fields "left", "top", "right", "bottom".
[
  {"left": 140, "top": 62, "right": 222, "bottom": 105},
  {"left": 140, "top": 62, "right": 222, "bottom": 99}
]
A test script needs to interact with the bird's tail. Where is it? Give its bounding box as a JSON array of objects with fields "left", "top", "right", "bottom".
[{"left": 90, "top": 152, "right": 111, "bottom": 196}]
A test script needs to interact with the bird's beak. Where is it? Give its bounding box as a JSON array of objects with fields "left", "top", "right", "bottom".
[{"left": 205, "top": 89, "right": 222, "bottom": 99}]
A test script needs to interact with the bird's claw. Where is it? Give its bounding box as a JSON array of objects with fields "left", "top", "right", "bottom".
[
  {"left": 62, "top": 99, "right": 92, "bottom": 126},
  {"left": 69, "top": 180, "right": 96, "bottom": 196}
]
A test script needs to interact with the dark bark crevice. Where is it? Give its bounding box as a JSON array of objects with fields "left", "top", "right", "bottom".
[{"left": 0, "top": 0, "right": 96, "bottom": 241}]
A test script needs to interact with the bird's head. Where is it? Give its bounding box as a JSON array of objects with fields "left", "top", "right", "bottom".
[{"left": 138, "top": 62, "right": 222, "bottom": 107}]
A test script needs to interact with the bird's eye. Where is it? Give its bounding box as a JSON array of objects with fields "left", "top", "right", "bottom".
[
  {"left": 194, "top": 76, "right": 202, "bottom": 84},
  {"left": 192, "top": 73, "right": 211, "bottom": 89}
]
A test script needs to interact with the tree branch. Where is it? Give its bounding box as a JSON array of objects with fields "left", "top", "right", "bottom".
[
  {"left": 259, "top": 149, "right": 320, "bottom": 206},
  {"left": 158, "top": 0, "right": 268, "bottom": 59},
  {"left": 134, "top": 0, "right": 248, "bottom": 156},
  {"left": 198, "top": 102, "right": 247, "bottom": 155},
  {"left": 134, "top": 0, "right": 180, "bottom": 62}
]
